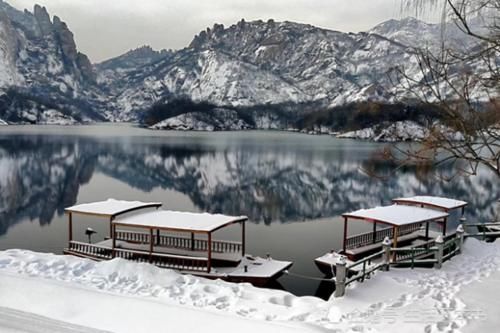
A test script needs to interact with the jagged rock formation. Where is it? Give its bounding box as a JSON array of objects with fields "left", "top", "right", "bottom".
[
  {"left": 102, "top": 17, "right": 489, "bottom": 124},
  {"left": 103, "top": 19, "right": 417, "bottom": 121},
  {"left": 0, "top": 1, "right": 491, "bottom": 128},
  {"left": 96, "top": 45, "right": 172, "bottom": 89},
  {"left": 0, "top": 1, "right": 105, "bottom": 124}
]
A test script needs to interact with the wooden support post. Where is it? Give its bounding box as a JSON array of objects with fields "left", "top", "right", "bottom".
[
  {"left": 109, "top": 217, "right": 114, "bottom": 239},
  {"left": 425, "top": 222, "right": 430, "bottom": 239},
  {"left": 207, "top": 232, "right": 212, "bottom": 273},
  {"left": 156, "top": 230, "right": 160, "bottom": 245},
  {"left": 241, "top": 221, "right": 246, "bottom": 256},
  {"left": 442, "top": 217, "right": 447, "bottom": 236},
  {"left": 334, "top": 256, "right": 347, "bottom": 298},
  {"left": 392, "top": 226, "right": 399, "bottom": 262},
  {"left": 191, "top": 233, "right": 195, "bottom": 251},
  {"left": 372, "top": 222, "right": 377, "bottom": 244},
  {"left": 149, "top": 228, "right": 154, "bottom": 263},
  {"left": 112, "top": 224, "right": 116, "bottom": 258},
  {"left": 393, "top": 227, "right": 399, "bottom": 248},
  {"left": 342, "top": 217, "right": 348, "bottom": 253},
  {"left": 68, "top": 212, "right": 73, "bottom": 242}
]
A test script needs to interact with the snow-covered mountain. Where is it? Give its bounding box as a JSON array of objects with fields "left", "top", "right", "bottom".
[
  {"left": 0, "top": 1, "right": 489, "bottom": 126},
  {"left": 103, "top": 17, "right": 488, "bottom": 123},
  {"left": 103, "top": 19, "right": 419, "bottom": 121},
  {"left": 96, "top": 46, "right": 173, "bottom": 89},
  {"left": 0, "top": 1, "right": 106, "bottom": 124}
]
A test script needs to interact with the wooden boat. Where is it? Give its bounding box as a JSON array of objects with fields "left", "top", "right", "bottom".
[
  {"left": 314, "top": 204, "right": 450, "bottom": 276},
  {"left": 63, "top": 199, "right": 292, "bottom": 286}
]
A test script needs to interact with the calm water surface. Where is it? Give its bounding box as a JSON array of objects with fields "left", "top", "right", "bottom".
[{"left": 0, "top": 124, "right": 498, "bottom": 298}]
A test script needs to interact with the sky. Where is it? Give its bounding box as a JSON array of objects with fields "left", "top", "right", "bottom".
[{"left": 8, "top": 0, "right": 432, "bottom": 63}]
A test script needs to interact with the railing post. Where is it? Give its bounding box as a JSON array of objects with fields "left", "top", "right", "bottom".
[
  {"left": 334, "top": 256, "right": 347, "bottom": 298},
  {"left": 434, "top": 235, "right": 444, "bottom": 269},
  {"left": 382, "top": 236, "right": 392, "bottom": 271},
  {"left": 456, "top": 224, "right": 465, "bottom": 254}
]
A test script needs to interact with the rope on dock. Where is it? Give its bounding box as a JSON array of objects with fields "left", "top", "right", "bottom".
[{"left": 283, "top": 270, "right": 336, "bottom": 282}]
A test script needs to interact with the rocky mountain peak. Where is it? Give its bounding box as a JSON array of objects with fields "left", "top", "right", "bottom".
[
  {"left": 53, "top": 16, "right": 76, "bottom": 56},
  {"left": 33, "top": 4, "right": 52, "bottom": 36},
  {"left": 96, "top": 45, "right": 172, "bottom": 75},
  {"left": 188, "top": 19, "right": 333, "bottom": 52}
]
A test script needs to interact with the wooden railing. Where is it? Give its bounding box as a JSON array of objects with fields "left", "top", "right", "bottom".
[
  {"left": 345, "top": 223, "right": 423, "bottom": 250},
  {"left": 337, "top": 232, "right": 462, "bottom": 297},
  {"left": 113, "top": 248, "right": 209, "bottom": 272},
  {"left": 346, "top": 250, "right": 385, "bottom": 285},
  {"left": 393, "top": 233, "right": 455, "bottom": 263},
  {"left": 115, "top": 230, "right": 242, "bottom": 253},
  {"left": 463, "top": 222, "right": 500, "bottom": 241},
  {"left": 67, "top": 241, "right": 113, "bottom": 260},
  {"left": 67, "top": 240, "right": 208, "bottom": 272},
  {"left": 115, "top": 230, "right": 150, "bottom": 243}
]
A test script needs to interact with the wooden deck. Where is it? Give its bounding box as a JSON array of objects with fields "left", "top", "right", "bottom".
[
  {"left": 97, "top": 239, "right": 242, "bottom": 264},
  {"left": 64, "top": 241, "right": 210, "bottom": 272}
]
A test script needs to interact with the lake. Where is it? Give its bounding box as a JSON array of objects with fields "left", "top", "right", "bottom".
[{"left": 0, "top": 124, "right": 498, "bottom": 299}]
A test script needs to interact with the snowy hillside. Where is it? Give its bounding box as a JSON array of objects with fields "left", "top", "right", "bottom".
[
  {"left": 0, "top": 0, "right": 492, "bottom": 130},
  {"left": 103, "top": 17, "right": 491, "bottom": 125},
  {"left": 0, "top": 1, "right": 106, "bottom": 124},
  {"left": 150, "top": 108, "right": 253, "bottom": 131},
  {"left": 103, "top": 19, "right": 418, "bottom": 121}
]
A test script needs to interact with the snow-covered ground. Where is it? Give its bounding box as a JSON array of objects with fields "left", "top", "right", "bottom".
[
  {"left": 336, "top": 121, "right": 464, "bottom": 142},
  {"left": 0, "top": 238, "right": 499, "bottom": 332},
  {"left": 336, "top": 121, "right": 426, "bottom": 142}
]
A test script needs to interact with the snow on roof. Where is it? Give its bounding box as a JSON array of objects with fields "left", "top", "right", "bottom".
[
  {"left": 114, "top": 210, "right": 248, "bottom": 233},
  {"left": 343, "top": 204, "right": 449, "bottom": 226},
  {"left": 392, "top": 196, "right": 468, "bottom": 210},
  {"left": 65, "top": 199, "right": 162, "bottom": 217}
]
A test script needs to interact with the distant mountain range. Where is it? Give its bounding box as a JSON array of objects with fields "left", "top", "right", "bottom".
[{"left": 0, "top": 0, "right": 483, "bottom": 130}]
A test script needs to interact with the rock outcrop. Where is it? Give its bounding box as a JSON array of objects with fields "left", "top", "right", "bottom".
[{"left": 0, "top": 1, "right": 104, "bottom": 124}]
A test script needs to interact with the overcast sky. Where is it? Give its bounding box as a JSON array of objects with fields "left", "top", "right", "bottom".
[{"left": 9, "top": 0, "right": 433, "bottom": 63}]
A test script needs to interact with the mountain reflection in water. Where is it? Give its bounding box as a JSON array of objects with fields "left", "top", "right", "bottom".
[{"left": 0, "top": 129, "right": 498, "bottom": 237}]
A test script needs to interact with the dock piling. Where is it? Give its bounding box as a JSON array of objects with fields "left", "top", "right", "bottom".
[
  {"left": 456, "top": 224, "right": 465, "bottom": 254},
  {"left": 382, "top": 236, "right": 392, "bottom": 271},
  {"left": 434, "top": 235, "right": 444, "bottom": 269},
  {"left": 334, "top": 256, "right": 347, "bottom": 298}
]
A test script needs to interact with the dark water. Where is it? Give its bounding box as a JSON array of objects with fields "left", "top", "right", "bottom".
[{"left": 0, "top": 124, "right": 498, "bottom": 298}]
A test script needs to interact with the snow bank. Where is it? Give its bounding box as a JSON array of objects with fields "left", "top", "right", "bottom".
[
  {"left": 0, "top": 250, "right": 324, "bottom": 333},
  {"left": 1, "top": 238, "right": 500, "bottom": 332}
]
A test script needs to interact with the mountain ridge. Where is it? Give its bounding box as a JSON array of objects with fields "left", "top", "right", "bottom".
[{"left": 0, "top": 0, "right": 488, "bottom": 130}]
